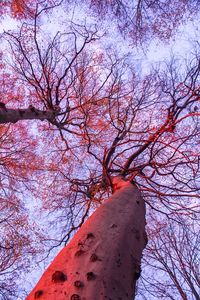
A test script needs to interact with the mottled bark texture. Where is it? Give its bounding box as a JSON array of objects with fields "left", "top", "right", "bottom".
[
  {"left": 26, "top": 177, "right": 147, "bottom": 300},
  {"left": 0, "top": 105, "right": 56, "bottom": 124}
]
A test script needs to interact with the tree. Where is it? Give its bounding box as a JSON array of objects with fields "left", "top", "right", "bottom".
[
  {"left": 1, "top": 1, "right": 200, "bottom": 299},
  {"left": 0, "top": 52, "right": 48, "bottom": 299},
  {"left": 27, "top": 177, "right": 147, "bottom": 300},
  {"left": 82, "top": 0, "right": 200, "bottom": 43},
  {"left": 1, "top": 0, "right": 58, "bottom": 19},
  {"left": 138, "top": 218, "right": 200, "bottom": 300},
  {"left": 0, "top": 123, "right": 45, "bottom": 299},
  {"left": 3, "top": 0, "right": 200, "bottom": 43}
]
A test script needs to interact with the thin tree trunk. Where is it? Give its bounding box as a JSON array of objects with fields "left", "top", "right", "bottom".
[
  {"left": 26, "top": 178, "right": 147, "bottom": 300},
  {"left": 0, "top": 106, "right": 56, "bottom": 124}
]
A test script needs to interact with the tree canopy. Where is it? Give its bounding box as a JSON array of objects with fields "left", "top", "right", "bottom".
[{"left": 0, "top": 1, "right": 199, "bottom": 299}]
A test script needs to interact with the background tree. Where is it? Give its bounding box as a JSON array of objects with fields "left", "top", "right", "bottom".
[
  {"left": 138, "top": 217, "right": 200, "bottom": 300},
  {"left": 0, "top": 52, "right": 48, "bottom": 299},
  {"left": 3, "top": 0, "right": 200, "bottom": 43},
  {"left": 0, "top": 123, "right": 45, "bottom": 299},
  {"left": 84, "top": 0, "right": 200, "bottom": 43}
]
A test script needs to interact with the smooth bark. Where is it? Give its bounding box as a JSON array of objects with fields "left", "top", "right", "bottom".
[
  {"left": 0, "top": 106, "right": 56, "bottom": 124},
  {"left": 26, "top": 178, "right": 147, "bottom": 300}
]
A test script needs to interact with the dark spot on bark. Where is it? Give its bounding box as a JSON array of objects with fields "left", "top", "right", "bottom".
[
  {"left": 29, "top": 106, "right": 35, "bottom": 112},
  {"left": 19, "top": 110, "right": 25, "bottom": 116},
  {"left": 74, "top": 280, "right": 84, "bottom": 288},
  {"left": 87, "top": 232, "right": 95, "bottom": 239},
  {"left": 116, "top": 258, "right": 121, "bottom": 267},
  {"left": 34, "top": 290, "right": 43, "bottom": 298},
  {"left": 86, "top": 272, "right": 96, "bottom": 280},
  {"left": 136, "top": 200, "right": 140, "bottom": 204},
  {"left": 90, "top": 253, "right": 101, "bottom": 262},
  {"left": 71, "top": 294, "right": 81, "bottom": 300},
  {"left": 78, "top": 241, "right": 84, "bottom": 247},
  {"left": 111, "top": 224, "right": 117, "bottom": 228},
  {"left": 0, "top": 102, "right": 6, "bottom": 109},
  {"left": 75, "top": 249, "right": 85, "bottom": 257},
  {"left": 52, "top": 271, "right": 67, "bottom": 282}
]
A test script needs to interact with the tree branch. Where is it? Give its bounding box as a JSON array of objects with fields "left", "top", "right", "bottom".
[{"left": 0, "top": 104, "right": 56, "bottom": 124}]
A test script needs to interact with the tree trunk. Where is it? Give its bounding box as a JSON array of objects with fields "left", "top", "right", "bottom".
[
  {"left": 26, "top": 178, "right": 147, "bottom": 300},
  {"left": 0, "top": 106, "right": 56, "bottom": 124}
]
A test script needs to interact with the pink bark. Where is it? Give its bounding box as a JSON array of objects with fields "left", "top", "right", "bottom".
[{"left": 26, "top": 178, "right": 147, "bottom": 300}]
